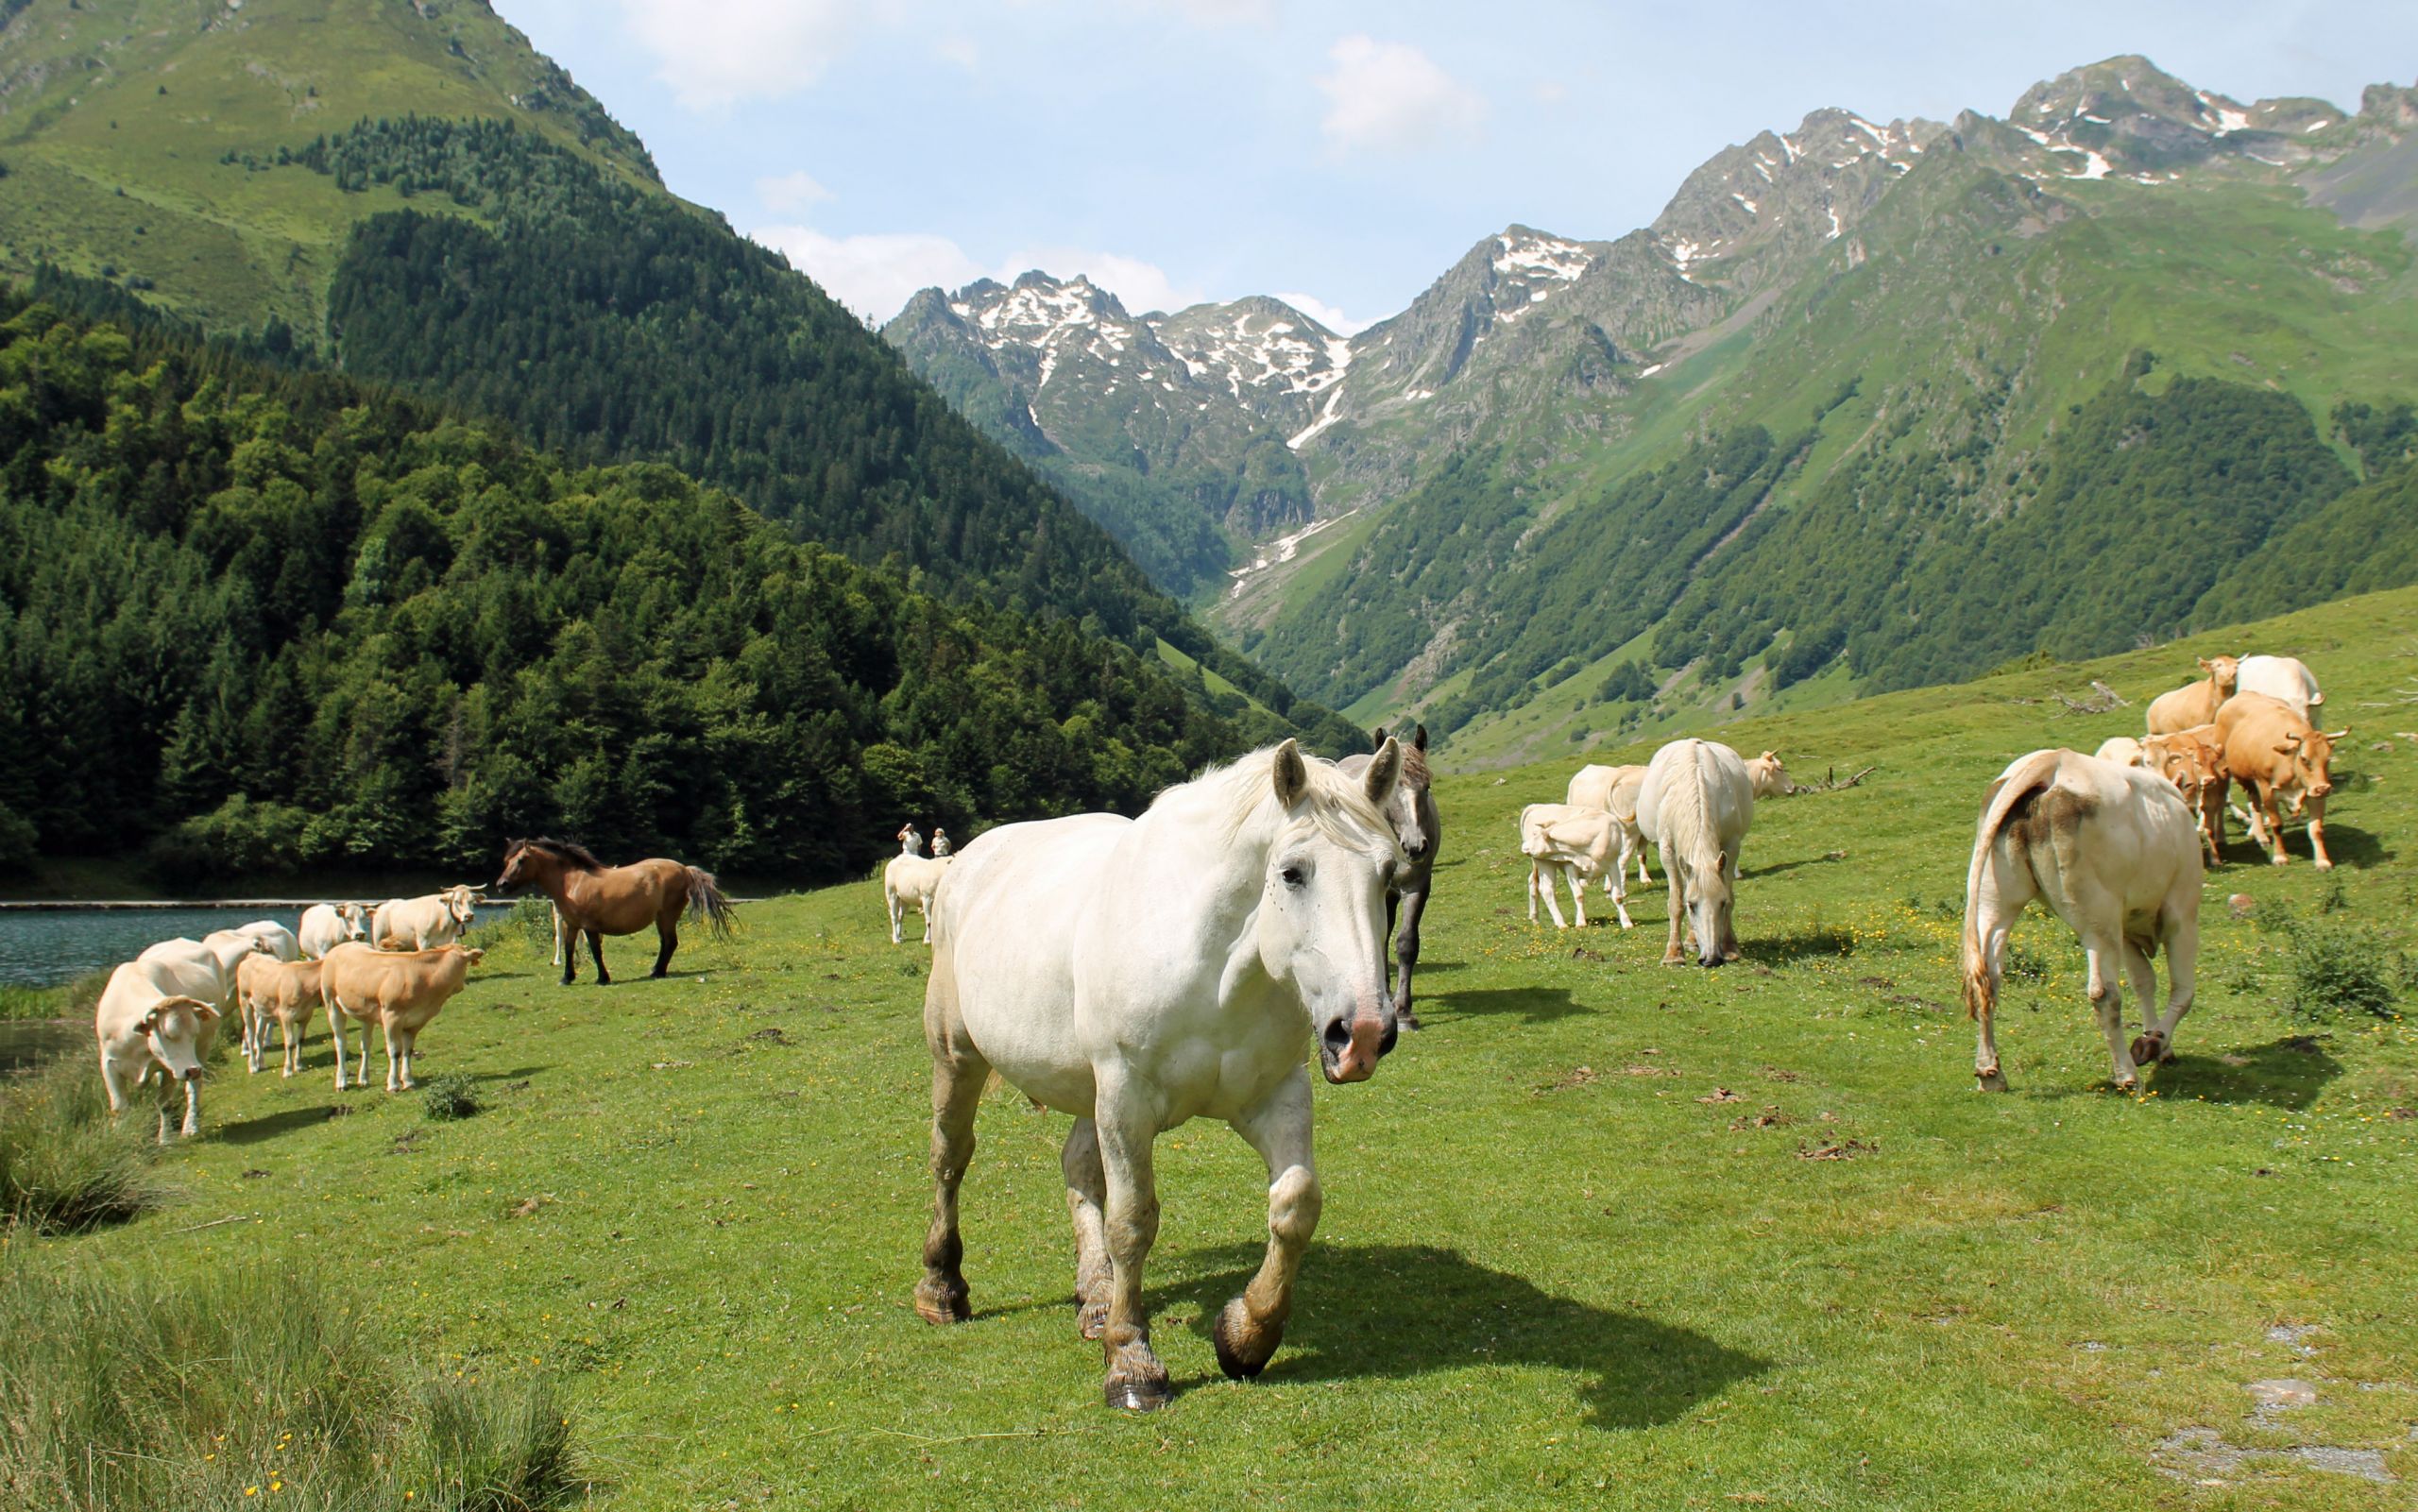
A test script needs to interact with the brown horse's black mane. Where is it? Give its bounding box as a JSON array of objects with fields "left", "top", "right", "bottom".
[{"left": 523, "top": 836, "right": 605, "bottom": 873}]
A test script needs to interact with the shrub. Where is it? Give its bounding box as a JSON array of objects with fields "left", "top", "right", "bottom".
[
  {"left": 2284, "top": 917, "right": 2403, "bottom": 1021},
  {"left": 0, "top": 1262, "right": 581, "bottom": 1509},
  {"left": 0, "top": 1057, "right": 168, "bottom": 1232},
  {"left": 144, "top": 794, "right": 319, "bottom": 887},
  {"left": 421, "top": 1071, "right": 481, "bottom": 1122}
]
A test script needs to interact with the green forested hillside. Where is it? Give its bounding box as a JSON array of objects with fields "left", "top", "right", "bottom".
[{"left": 0, "top": 295, "right": 1294, "bottom": 884}]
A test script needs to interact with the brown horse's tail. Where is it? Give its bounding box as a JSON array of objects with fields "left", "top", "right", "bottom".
[{"left": 684, "top": 866, "right": 736, "bottom": 940}]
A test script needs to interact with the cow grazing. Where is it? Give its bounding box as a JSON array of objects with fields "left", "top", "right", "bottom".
[
  {"left": 1961, "top": 749, "right": 2203, "bottom": 1091},
  {"left": 2146, "top": 655, "right": 2239, "bottom": 735},
  {"left": 1745, "top": 751, "right": 1794, "bottom": 798},
  {"left": 235, "top": 954, "right": 323, "bottom": 1078},
  {"left": 375, "top": 886, "right": 479, "bottom": 950},
  {"left": 298, "top": 902, "right": 368, "bottom": 959},
  {"left": 1519, "top": 802, "right": 1628, "bottom": 929},
  {"left": 319, "top": 942, "right": 484, "bottom": 1092},
  {"left": 2236, "top": 654, "right": 2324, "bottom": 721},
  {"left": 2216, "top": 693, "right": 2348, "bottom": 869},
  {"left": 143, "top": 933, "right": 267, "bottom": 1066},
  {"left": 883, "top": 855, "right": 951, "bottom": 943},
  {"left": 2093, "top": 737, "right": 2145, "bottom": 767},
  {"left": 2141, "top": 725, "right": 2228, "bottom": 864},
  {"left": 1565, "top": 763, "right": 1652, "bottom": 889},
  {"left": 94, "top": 965, "right": 220, "bottom": 1142}
]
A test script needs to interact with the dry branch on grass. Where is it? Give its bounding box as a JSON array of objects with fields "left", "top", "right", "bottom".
[{"left": 1795, "top": 764, "right": 1879, "bottom": 793}]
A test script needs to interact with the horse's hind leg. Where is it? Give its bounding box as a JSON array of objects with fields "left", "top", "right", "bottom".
[
  {"left": 1063, "top": 1119, "right": 1111, "bottom": 1339},
  {"left": 652, "top": 915, "right": 678, "bottom": 977},
  {"left": 914, "top": 943, "right": 986, "bottom": 1327},
  {"left": 1215, "top": 1066, "right": 1320, "bottom": 1383}
]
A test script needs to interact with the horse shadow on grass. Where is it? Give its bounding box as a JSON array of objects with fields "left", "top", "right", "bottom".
[
  {"left": 1422, "top": 986, "right": 1590, "bottom": 1024},
  {"left": 1169, "top": 1242, "right": 1767, "bottom": 1428},
  {"left": 2142, "top": 1034, "right": 2344, "bottom": 1111},
  {"left": 1740, "top": 925, "right": 1857, "bottom": 966},
  {"left": 1742, "top": 853, "right": 1844, "bottom": 881}
]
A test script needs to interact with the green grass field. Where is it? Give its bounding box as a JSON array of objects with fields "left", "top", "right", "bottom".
[{"left": 13, "top": 586, "right": 2418, "bottom": 1508}]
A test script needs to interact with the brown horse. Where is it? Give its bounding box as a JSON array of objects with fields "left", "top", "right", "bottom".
[{"left": 492, "top": 838, "right": 735, "bottom": 985}]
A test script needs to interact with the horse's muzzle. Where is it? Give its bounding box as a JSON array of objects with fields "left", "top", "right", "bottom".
[{"left": 1320, "top": 1004, "right": 1395, "bottom": 1083}]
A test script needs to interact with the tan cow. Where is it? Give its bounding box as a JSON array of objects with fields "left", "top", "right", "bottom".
[
  {"left": 2215, "top": 693, "right": 2348, "bottom": 869},
  {"left": 235, "top": 954, "right": 324, "bottom": 1078},
  {"left": 1519, "top": 802, "right": 1628, "bottom": 929},
  {"left": 883, "top": 855, "right": 951, "bottom": 944},
  {"left": 320, "top": 942, "right": 484, "bottom": 1092},
  {"left": 1565, "top": 763, "right": 1652, "bottom": 889},
  {"left": 375, "top": 886, "right": 480, "bottom": 950},
  {"left": 2093, "top": 737, "right": 2145, "bottom": 767},
  {"left": 94, "top": 966, "right": 221, "bottom": 1144},
  {"left": 2141, "top": 725, "right": 2228, "bottom": 865},
  {"left": 2146, "top": 655, "right": 2239, "bottom": 735},
  {"left": 1744, "top": 751, "right": 1793, "bottom": 798},
  {"left": 1962, "top": 750, "right": 2203, "bottom": 1091}
]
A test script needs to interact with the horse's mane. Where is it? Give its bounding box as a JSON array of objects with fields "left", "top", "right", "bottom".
[
  {"left": 523, "top": 837, "right": 604, "bottom": 873},
  {"left": 1655, "top": 743, "right": 1728, "bottom": 869},
  {"left": 1151, "top": 744, "right": 1404, "bottom": 862}
]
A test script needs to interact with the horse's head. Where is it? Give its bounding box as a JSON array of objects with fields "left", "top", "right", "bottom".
[
  {"left": 493, "top": 839, "right": 534, "bottom": 893},
  {"left": 1259, "top": 739, "right": 1406, "bottom": 1084},
  {"left": 1367, "top": 725, "right": 1434, "bottom": 862},
  {"left": 137, "top": 996, "right": 218, "bottom": 1083},
  {"left": 1686, "top": 850, "right": 1732, "bottom": 969}
]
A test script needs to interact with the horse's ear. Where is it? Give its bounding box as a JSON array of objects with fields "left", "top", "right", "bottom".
[
  {"left": 1371, "top": 727, "right": 1386, "bottom": 751},
  {"left": 1271, "top": 739, "right": 1309, "bottom": 808},
  {"left": 1364, "top": 738, "right": 1403, "bottom": 807},
  {"left": 1414, "top": 723, "right": 1428, "bottom": 752}
]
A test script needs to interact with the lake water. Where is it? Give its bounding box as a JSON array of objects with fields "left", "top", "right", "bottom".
[{"left": 0, "top": 903, "right": 521, "bottom": 989}]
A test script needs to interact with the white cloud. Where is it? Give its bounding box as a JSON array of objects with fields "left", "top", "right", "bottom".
[
  {"left": 1273, "top": 291, "right": 1371, "bottom": 336},
  {"left": 750, "top": 228, "right": 1199, "bottom": 326},
  {"left": 755, "top": 170, "right": 833, "bottom": 215},
  {"left": 1316, "top": 34, "right": 1485, "bottom": 155},
  {"left": 935, "top": 34, "right": 979, "bottom": 69},
  {"left": 1534, "top": 79, "right": 1567, "bottom": 106},
  {"left": 621, "top": 0, "right": 857, "bottom": 111}
]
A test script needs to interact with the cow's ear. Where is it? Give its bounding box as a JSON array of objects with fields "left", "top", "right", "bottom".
[
  {"left": 2197, "top": 657, "right": 2211, "bottom": 671},
  {"left": 136, "top": 1011, "right": 158, "bottom": 1035},
  {"left": 2274, "top": 740, "right": 2299, "bottom": 755}
]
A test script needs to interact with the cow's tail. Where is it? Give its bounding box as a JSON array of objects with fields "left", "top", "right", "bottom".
[
  {"left": 684, "top": 867, "right": 737, "bottom": 940},
  {"left": 1962, "top": 750, "right": 2063, "bottom": 1020}
]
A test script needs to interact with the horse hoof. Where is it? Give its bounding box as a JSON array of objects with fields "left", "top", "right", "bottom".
[
  {"left": 1212, "top": 1297, "right": 1280, "bottom": 1380},
  {"left": 1975, "top": 1068, "right": 2008, "bottom": 1093},
  {"left": 2114, "top": 1077, "right": 2138, "bottom": 1093},
  {"left": 1398, "top": 1014, "right": 1422, "bottom": 1033},
  {"left": 1104, "top": 1374, "right": 1172, "bottom": 1412},
  {"left": 2128, "top": 1034, "right": 2163, "bottom": 1064},
  {"left": 913, "top": 1278, "right": 971, "bottom": 1326},
  {"left": 2313, "top": 859, "right": 2334, "bottom": 873}
]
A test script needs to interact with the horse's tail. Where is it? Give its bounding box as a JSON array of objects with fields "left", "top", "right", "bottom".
[
  {"left": 1962, "top": 750, "right": 2062, "bottom": 1020},
  {"left": 684, "top": 866, "right": 736, "bottom": 941}
]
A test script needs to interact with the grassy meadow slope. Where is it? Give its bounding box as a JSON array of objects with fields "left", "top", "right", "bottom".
[{"left": 17, "top": 586, "right": 2418, "bottom": 1508}]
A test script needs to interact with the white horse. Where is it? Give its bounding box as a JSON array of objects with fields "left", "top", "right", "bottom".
[
  {"left": 1961, "top": 750, "right": 2202, "bottom": 1091},
  {"left": 884, "top": 854, "right": 951, "bottom": 943},
  {"left": 916, "top": 739, "right": 1406, "bottom": 1412},
  {"left": 1636, "top": 739, "right": 1755, "bottom": 967}
]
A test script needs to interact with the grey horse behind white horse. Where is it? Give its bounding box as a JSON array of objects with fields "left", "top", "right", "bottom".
[{"left": 915, "top": 739, "right": 1408, "bottom": 1411}]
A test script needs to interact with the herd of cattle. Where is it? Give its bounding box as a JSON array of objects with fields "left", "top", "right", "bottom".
[{"left": 94, "top": 887, "right": 487, "bottom": 1143}]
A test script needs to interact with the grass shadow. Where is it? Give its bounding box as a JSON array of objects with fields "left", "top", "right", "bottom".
[
  {"left": 470, "top": 1065, "right": 549, "bottom": 1085},
  {"left": 2213, "top": 822, "right": 2391, "bottom": 872},
  {"left": 1743, "top": 854, "right": 1844, "bottom": 881},
  {"left": 1169, "top": 1242, "right": 1767, "bottom": 1428},
  {"left": 2143, "top": 1033, "right": 2345, "bottom": 1110},
  {"left": 216, "top": 1104, "right": 349, "bottom": 1145},
  {"left": 1422, "top": 986, "right": 1590, "bottom": 1024},
  {"left": 1743, "top": 925, "right": 1857, "bottom": 965}
]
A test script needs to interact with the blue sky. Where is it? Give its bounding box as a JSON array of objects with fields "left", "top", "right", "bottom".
[{"left": 492, "top": 2, "right": 2417, "bottom": 331}]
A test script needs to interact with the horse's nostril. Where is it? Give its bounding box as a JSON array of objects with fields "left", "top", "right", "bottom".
[
  {"left": 1377, "top": 1020, "right": 1399, "bottom": 1057},
  {"left": 1322, "top": 1020, "right": 1352, "bottom": 1050}
]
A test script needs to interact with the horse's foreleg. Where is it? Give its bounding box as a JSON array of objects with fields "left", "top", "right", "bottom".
[
  {"left": 587, "top": 930, "right": 611, "bottom": 986},
  {"left": 1096, "top": 1094, "right": 1168, "bottom": 1411},
  {"left": 652, "top": 918, "right": 677, "bottom": 978},
  {"left": 1720, "top": 852, "right": 1743, "bottom": 961},
  {"left": 1660, "top": 852, "right": 1688, "bottom": 965},
  {"left": 1216, "top": 1067, "right": 1319, "bottom": 1383},
  {"left": 556, "top": 909, "right": 576, "bottom": 986},
  {"left": 551, "top": 905, "right": 565, "bottom": 970},
  {"left": 1390, "top": 886, "right": 1427, "bottom": 1029},
  {"left": 1062, "top": 1118, "right": 1111, "bottom": 1339}
]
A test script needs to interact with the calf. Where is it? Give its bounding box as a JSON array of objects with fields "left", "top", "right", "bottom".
[
  {"left": 94, "top": 964, "right": 219, "bottom": 1143},
  {"left": 1962, "top": 750, "right": 2203, "bottom": 1091},
  {"left": 298, "top": 903, "right": 367, "bottom": 959},
  {"left": 2093, "top": 737, "right": 2145, "bottom": 767},
  {"left": 2216, "top": 693, "right": 2348, "bottom": 869},
  {"left": 1519, "top": 803, "right": 1628, "bottom": 929},
  {"left": 235, "top": 954, "right": 324, "bottom": 1078},
  {"left": 2146, "top": 655, "right": 2239, "bottom": 735},
  {"left": 884, "top": 855, "right": 951, "bottom": 943},
  {"left": 320, "top": 942, "right": 484, "bottom": 1092},
  {"left": 2141, "top": 724, "right": 2227, "bottom": 865}
]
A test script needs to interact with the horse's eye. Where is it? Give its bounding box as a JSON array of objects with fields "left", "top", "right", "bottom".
[{"left": 1281, "top": 865, "right": 1304, "bottom": 888}]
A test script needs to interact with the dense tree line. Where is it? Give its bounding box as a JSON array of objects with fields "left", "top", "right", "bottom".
[
  {"left": 0, "top": 296, "right": 1307, "bottom": 883},
  {"left": 296, "top": 117, "right": 1335, "bottom": 738}
]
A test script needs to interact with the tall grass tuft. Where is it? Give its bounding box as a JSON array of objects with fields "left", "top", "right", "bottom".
[
  {"left": 0, "top": 966, "right": 111, "bottom": 1023},
  {"left": 2284, "top": 915, "right": 2405, "bottom": 1021},
  {"left": 420, "top": 1069, "right": 481, "bottom": 1122},
  {"left": 0, "top": 1056, "right": 166, "bottom": 1232},
  {"left": 0, "top": 1261, "right": 583, "bottom": 1510}
]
